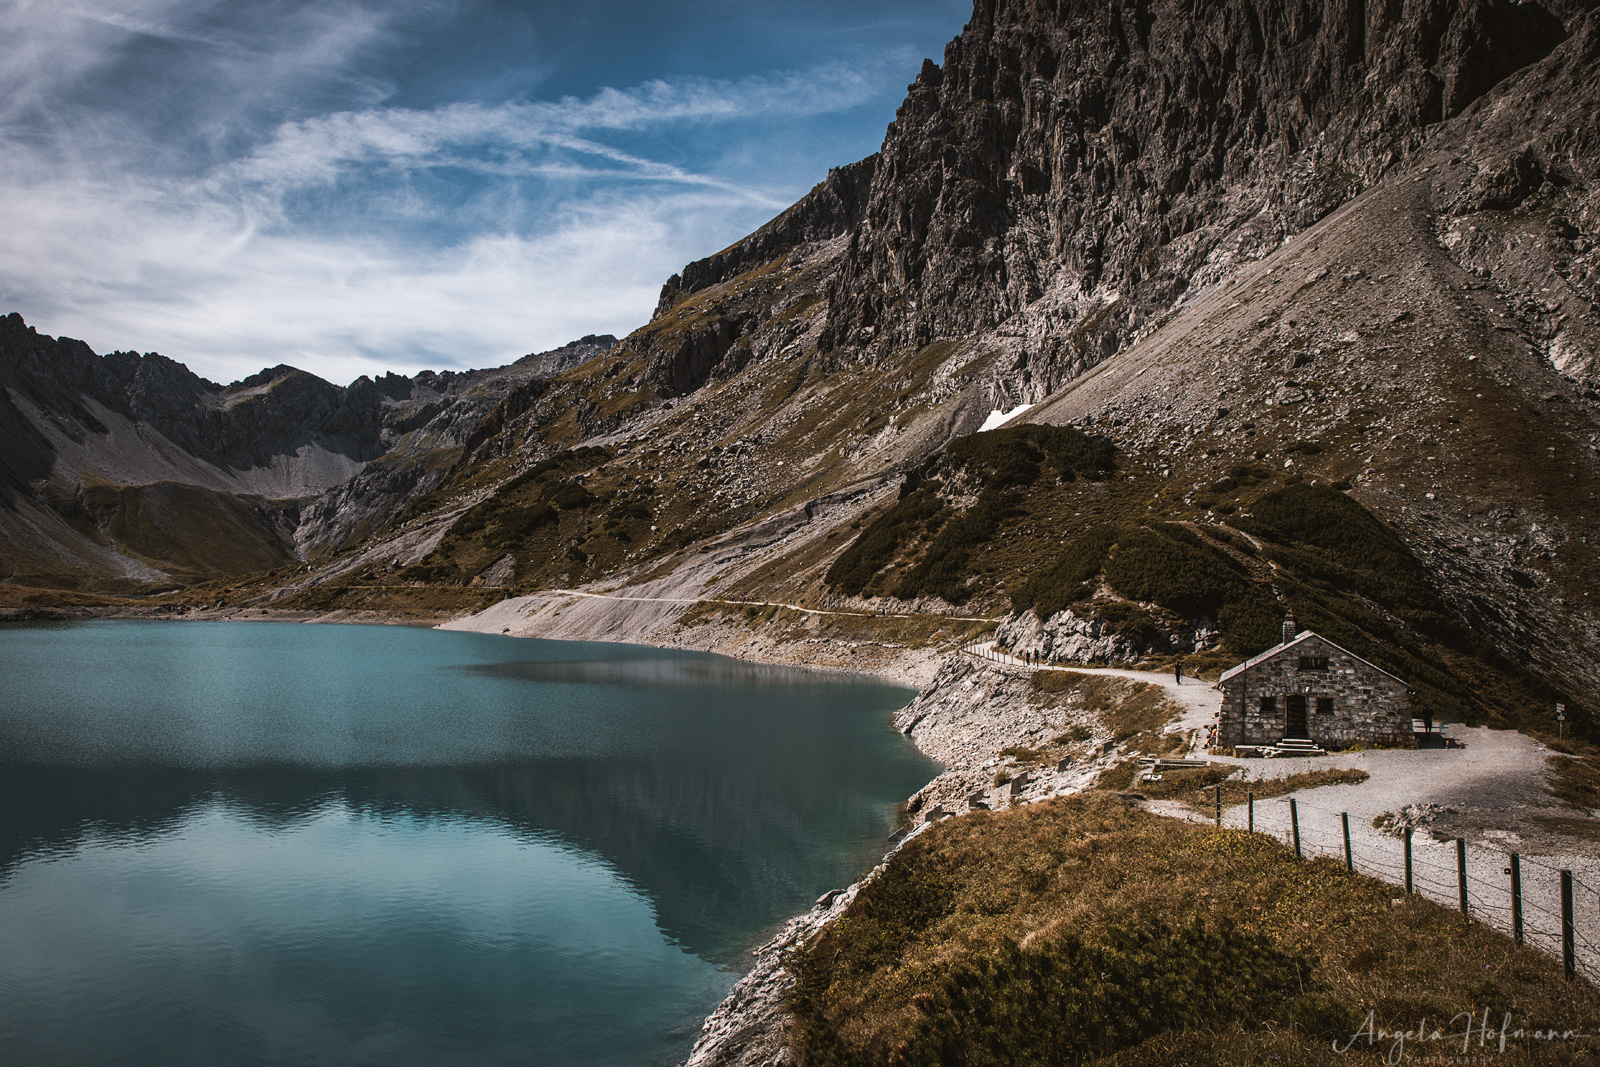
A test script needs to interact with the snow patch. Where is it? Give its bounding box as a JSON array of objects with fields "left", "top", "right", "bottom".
[{"left": 978, "top": 404, "right": 1033, "bottom": 432}]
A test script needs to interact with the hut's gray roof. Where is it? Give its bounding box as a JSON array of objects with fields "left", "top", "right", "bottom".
[{"left": 1217, "top": 630, "right": 1406, "bottom": 687}]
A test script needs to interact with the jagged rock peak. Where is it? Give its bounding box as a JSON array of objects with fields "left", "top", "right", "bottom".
[
  {"left": 513, "top": 333, "right": 618, "bottom": 378},
  {"left": 815, "top": 0, "right": 1568, "bottom": 395},
  {"left": 655, "top": 156, "right": 878, "bottom": 316}
]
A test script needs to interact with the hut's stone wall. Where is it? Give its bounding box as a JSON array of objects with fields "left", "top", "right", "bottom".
[{"left": 1217, "top": 634, "right": 1413, "bottom": 749}]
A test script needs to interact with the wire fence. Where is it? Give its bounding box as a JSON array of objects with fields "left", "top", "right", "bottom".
[
  {"left": 1211, "top": 788, "right": 1600, "bottom": 983},
  {"left": 957, "top": 641, "right": 1600, "bottom": 981}
]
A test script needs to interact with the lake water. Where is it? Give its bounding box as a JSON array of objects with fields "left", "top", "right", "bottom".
[{"left": 0, "top": 621, "right": 933, "bottom": 1066}]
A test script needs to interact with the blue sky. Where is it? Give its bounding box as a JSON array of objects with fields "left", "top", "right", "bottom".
[{"left": 0, "top": 0, "right": 969, "bottom": 384}]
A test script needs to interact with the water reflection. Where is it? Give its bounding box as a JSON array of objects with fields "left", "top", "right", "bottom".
[
  {"left": 0, "top": 757, "right": 893, "bottom": 961},
  {"left": 0, "top": 622, "right": 936, "bottom": 1066}
]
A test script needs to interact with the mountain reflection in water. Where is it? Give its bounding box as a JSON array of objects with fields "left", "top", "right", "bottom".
[{"left": 0, "top": 621, "right": 935, "bottom": 1067}]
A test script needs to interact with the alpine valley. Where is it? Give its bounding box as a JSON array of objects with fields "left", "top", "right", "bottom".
[{"left": 6, "top": 0, "right": 1600, "bottom": 1061}]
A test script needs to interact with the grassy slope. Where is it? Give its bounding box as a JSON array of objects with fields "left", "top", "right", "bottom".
[
  {"left": 816, "top": 421, "right": 1571, "bottom": 737},
  {"left": 789, "top": 793, "right": 1600, "bottom": 1066}
]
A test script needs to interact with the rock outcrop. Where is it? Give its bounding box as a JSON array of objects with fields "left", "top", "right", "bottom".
[
  {"left": 818, "top": 0, "right": 1569, "bottom": 398},
  {"left": 996, "top": 605, "right": 1219, "bottom": 663}
]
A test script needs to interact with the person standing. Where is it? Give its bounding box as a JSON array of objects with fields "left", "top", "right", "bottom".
[{"left": 1174, "top": 659, "right": 1183, "bottom": 685}]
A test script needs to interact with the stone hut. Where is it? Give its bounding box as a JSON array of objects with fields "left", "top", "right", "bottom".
[{"left": 1216, "top": 618, "right": 1413, "bottom": 749}]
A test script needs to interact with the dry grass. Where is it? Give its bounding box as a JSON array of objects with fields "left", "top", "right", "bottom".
[
  {"left": 1231, "top": 766, "right": 1373, "bottom": 801},
  {"left": 1137, "top": 764, "right": 1370, "bottom": 803},
  {"left": 1547, "top": 751, "right": 1600, "bottom": 813},
  {"left": 789, "top": 793, "right": 1600, "bottom": 1066},
  {"left": 1032, "top": 670, "right": 1179, "bottom": 747}
]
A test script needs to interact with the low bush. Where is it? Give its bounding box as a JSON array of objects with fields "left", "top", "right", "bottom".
[
  {"left": 826, "top": 426, "right": 1115, "bottom": 602},
  {"left": 1015, "top": 525, "right": 1279, "bottom": 654},
  {"left": 604, "top": 500, "right": 653, "bottom": 526},
  {"left": 546, "top": 481, "right": 594, "bottom": 510},
  {"left": 825, "top": 485, "right": 946, "bottom": 597},
  {"left": 942, "top": 423, "right": 1116, "bottom": 490},
  {"left": 1011, "top": 526, "right": 1118, "bottom": 619},
  {"left": 892, "top": 489, "right": 1019, "bottom": 604}
]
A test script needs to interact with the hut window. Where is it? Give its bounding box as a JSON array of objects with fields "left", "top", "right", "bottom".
[
  {"left": 1298, "top": 656, "right": 1329, "bottom": 671},
  {"left": 1316, "top": 697, "right": 1334, "bottom": 715},
  {"left": 1259, "top": 696, "right": 1277, "bottom": 715}
]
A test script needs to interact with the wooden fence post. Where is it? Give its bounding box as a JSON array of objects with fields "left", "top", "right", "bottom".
[
  {"left": 1562, "top": 870, "right": 1576, "bottom": 981},
  {"left": 1247, "top": 791, "right": 1254, "bottom": 833},
  {"left": 1509, "top": 854, "right": 1523, "bottom": 946},
  {"left": 1342, "top": 812, "right": 1353, "bottom": 873},
  {"left": 1214, "top": 784, "right": 1221, "bottom": 827},
  {"left": 1456, "top": 838, "right": 1469, "bottom": 915},
  {"left": 1290, "top": 799, "right": 1301, "bottom": 858},
  {"left": 1404, "top": 829, "right": 1413, "bottom": 894}
]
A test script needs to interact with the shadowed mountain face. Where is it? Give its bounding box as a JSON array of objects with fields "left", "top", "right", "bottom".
[
  {"left": 0, "top": 313, "right": 614, "bottom": 587},
  {"left": 5, "top": 0, "right": 1600, "bottom": 728}
]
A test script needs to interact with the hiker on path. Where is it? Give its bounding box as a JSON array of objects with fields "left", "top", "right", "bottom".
[{"left": 1174, "top": 659, "right": 1183, "bottom": 685}]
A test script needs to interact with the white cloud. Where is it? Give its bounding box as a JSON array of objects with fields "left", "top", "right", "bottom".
[
  {"left": 0, "top": 173, "right": 761, "bottom": 385},
  {"left": 0, "top": 1, "right": 910, "bottom": 384},
  {"left": 222, "top": 60, "right": 894, "bottom": 201}
]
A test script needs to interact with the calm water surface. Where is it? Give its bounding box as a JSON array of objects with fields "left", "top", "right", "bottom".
[{"left": 0, "top": 621, "right": 934, "bottom": 1066}]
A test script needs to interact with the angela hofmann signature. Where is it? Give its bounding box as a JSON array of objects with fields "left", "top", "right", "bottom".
[{"left": 1334, "top": 1009, "right": 1592, "bottom": 1063}]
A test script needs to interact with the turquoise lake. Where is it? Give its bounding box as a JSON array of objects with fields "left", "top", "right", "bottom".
[{"left": 0, "top": 621, "right": 934, "bottom": 1066}]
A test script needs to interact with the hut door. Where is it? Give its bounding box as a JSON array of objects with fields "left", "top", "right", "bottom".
[{"left": 1285, "top": 695, "right": 1309, "bottom": 739}]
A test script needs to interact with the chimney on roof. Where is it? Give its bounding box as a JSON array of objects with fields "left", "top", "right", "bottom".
[{"left": 1282, "top": 616, "right": 1298, "bottom": 646}]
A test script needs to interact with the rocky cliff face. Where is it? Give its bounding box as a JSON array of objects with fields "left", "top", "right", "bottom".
[{"left": 819, "top": 0, "right": 1571, "bottom": 400}]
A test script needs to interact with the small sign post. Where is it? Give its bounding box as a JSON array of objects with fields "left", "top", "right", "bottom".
[{"left": 1557, "top": 703, "right": 1566, "bottom": 741}]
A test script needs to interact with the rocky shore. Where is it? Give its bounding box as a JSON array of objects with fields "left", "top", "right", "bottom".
[{"left": 433, "top": 590, "right": 1204, "bottom": 1066}]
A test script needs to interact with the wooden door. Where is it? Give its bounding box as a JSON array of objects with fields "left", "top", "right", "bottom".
[{"left": 1285, "top": 694, "right": 1309, "bottom": 739}]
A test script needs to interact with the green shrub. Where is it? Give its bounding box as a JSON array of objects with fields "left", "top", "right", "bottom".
[
  {"left": 604, "top": 500, "right": 653, "bottom": 526},
  {"left": 825, "top": 485, "right": 947, "bottom": 597},
  {"left": 1013, "top": 525, "right": 1278, "bottom": 654},
  {"left": 1103, "top": 527, "right": 1249, "bottom": 618},
  {"left": 1227, "top": 464, "right": 1273, "bottom": 484},
  {"left": 943, "top": 424, "right": 1116, "bottom": 490},
  {"left": 1011, "top": 526, "right": 1118, "bottom": 618},
  {"left": 893, "top": 489, "right": 1020, "bottom": 604},
  {"left": 485, "top": 502, "right": 557, "bottom": 543},
  {"left": 398, "top": 562, "right": 455, "bottom": 582},
  {"left": 826, "top": 425, "right": 1114, "bottom": 602},
  {"left": 1241, "top": 484, "right": 1458, "bottom": 640},
  {"left": 546, "top": 481, "right": 595, "bottom": 510}
]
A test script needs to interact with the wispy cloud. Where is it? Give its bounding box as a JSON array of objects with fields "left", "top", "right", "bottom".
[
  {"left": 0, "top": 0, "right": 919, "bottom": 384},
  {"left": 222, "top": 61, "right": 890, "bottom": 202}
]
